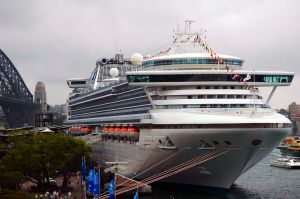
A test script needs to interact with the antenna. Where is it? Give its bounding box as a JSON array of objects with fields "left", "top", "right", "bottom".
[{"left": 184, "top": 20, "right": 196, "bottom": 33}]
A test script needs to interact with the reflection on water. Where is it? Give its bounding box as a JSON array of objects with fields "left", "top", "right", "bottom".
[{"left": 127, "top": 149, "right": 300, "bottom": 199}]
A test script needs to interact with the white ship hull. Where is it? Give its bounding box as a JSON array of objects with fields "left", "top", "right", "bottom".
[{"left": 91, "top": 110, "right": 291, "bottom": 189}]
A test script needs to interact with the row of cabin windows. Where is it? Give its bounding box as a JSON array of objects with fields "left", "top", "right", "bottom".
[
  {"left": 189, "top": 94, "right": 262, "bottom": 99},
  {"left": 70, "top": 87, "right": 143, "bottom": 106},
  {"left": 142, "top": 58, "right": 243, "bottom": 67},
  {"left": 154, "top": 94, "right": 262, "bottom": 100},
  {"left": 71, "top": 90, "right": 146, "bottom": 110},
  {"left": 70, "top": 109, "right": 149, "bottom": 120},
  {"left": 156, "top": 104, "right": 270, "bottom": 109},
  {"left": 196, "top": 85, "right": 250, "bottom": 90},
  {"left": 71, "top": 98, "right": 150, "bottom": 115},
  {"left": 127, "top": 74, "right": 293, "bottom": 83},
  {"left": 160, "top": 85, "right": 256, "bottom": 90}
]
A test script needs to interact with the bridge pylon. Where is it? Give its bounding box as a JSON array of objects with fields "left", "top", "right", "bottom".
[{"left": 0, "top": 49, "right": 40, "bottom": 128}]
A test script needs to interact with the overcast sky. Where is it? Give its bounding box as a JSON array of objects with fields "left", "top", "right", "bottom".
[{"left": 0, "top": 0, "right": 299, "bottom": 109}]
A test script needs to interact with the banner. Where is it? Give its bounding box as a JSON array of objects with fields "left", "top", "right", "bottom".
[{"left": 88, "top": 169, "right": 94, "bottom": 193}]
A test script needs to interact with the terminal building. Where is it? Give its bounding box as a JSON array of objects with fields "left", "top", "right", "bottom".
[{"left": 288, "top": 102, "right": 300, "bottom": 135}]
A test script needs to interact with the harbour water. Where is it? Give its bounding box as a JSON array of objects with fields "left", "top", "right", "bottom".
[{"left": 135, "top": 149, "right": 300, "bottom": 199}]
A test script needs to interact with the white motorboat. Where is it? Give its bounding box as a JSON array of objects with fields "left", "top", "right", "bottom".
[{"left": 271, "top": 158, "right": 300, "bottom": 169}]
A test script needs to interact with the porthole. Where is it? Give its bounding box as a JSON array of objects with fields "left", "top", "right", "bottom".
[{"left": 252, "top": 139, "right": 261, "bottom": 145}]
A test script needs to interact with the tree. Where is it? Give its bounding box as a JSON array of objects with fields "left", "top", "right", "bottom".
[{"left": 0, "top": 133, "right": 91, "bottom": 191}]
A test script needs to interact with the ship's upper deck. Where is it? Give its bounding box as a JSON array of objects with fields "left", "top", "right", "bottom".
[
  {"left": 142, "top": 52, "right": 243, "bottom": 70},
  {"left": 140, "top": 22, "right": 244, "bottom": 71}
]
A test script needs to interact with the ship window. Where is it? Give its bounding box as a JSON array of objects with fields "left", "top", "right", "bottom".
[
  {"left": 212, "top": 141, "right": 219, "bottom": 145},
  {"left": 223, "top": 86, "right": 227, "bottom": 89},
  {"left": 202, "top": 59, "right": 208, "bottom": 64},
  {"left": 225, "top": 141, "right": 232, "bottom": 145},
  {"left": 127, "top": 74, "right": 293, "bottom": 84},
  {"left": 214, "top": 86, "right": 218, "bottom": 89},
  {"left": 188, "top": 96, "right": 193, "bottom": 99},
  {"left": 205, "top": 86, "right": 210, "bottom": 89}
]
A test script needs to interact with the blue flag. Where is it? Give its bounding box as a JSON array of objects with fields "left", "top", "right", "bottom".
[
  {"left": 93, "top": 171, "right": 100, "bottom": 196},
  {"left": 133, "top": 189, "right": 139, "bottom": 199},
  {"left": 108, "top": 179, "right": 115, "bottom": 199},
  {"left": 87, "top": 169, "right": 94, "bottom": 193},
  {"left": 81, "top": 157, "right": 86, "bottom": 182}
]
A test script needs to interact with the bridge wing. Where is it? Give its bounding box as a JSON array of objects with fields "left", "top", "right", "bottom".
[{"left": 0, "top": 49, "right": 33, "bottom": 102}]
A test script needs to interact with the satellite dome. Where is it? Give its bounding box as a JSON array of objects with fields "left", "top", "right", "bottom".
[
  {"left": 130, "top": 53, "right": 143, "bottom": 66},
  {"left": 109, "top": 68, "right": 119, "bottom": 77}
]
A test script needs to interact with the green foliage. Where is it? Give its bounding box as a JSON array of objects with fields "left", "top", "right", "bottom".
[
  {"left": 0, "top": 142, "right": 7, "bottom": 151},
  {"left": 0, "top": 171, "right": 24, "bottom": 190},
  {"left": 0, "top": 189, "right": 34, "bottom": 199},
  {"left": 7, "top": 129, "right": 34, "bottom": 135},
  {"left": 0, "top": 134, "right": 91, "bottom": 190}
]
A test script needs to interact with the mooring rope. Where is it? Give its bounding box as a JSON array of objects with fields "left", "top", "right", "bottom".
[
  {"left": 100, "top": 147, "right": 185, "bottom": 196},
  {"left": 99, "top": 148, "right": 230, "bottom": 199}
]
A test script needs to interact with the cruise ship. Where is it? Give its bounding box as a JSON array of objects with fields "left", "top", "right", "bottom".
[{"left": 66, "top": 22, "right": 294, "bottom": 189}]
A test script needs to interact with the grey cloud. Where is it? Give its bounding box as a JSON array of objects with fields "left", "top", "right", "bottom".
[{"left": 0, "top": 0, "right": 299, "bottom": 109}]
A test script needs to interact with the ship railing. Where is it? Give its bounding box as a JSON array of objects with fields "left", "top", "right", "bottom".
[{"left": 186, "top": 107, "right": 276, "bottom": 116}]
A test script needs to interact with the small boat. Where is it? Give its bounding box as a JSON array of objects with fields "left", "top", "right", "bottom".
[
  {"left": 271, "top": 158, "right": 300, "bottom": 169},
  {"left": 277, "top": 136, "right": 300, "bottom": 158}
]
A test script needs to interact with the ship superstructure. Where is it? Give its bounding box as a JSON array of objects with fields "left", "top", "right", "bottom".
[{"left": 66, "top": 22, "right": 294, "bottom": 189}]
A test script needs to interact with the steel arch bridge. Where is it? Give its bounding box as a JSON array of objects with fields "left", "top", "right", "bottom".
[{"left": 0, "top": 49, "right": 40, "bottom": 128}]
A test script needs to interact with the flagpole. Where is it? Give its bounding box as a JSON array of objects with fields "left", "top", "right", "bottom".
[
  {"left": 114, "top": 174, "right": 116, "bottom": 199},
  {"left": 83, "top": 180, "right": 87, "bottom": 199},
  {"left": 84, "top": 156, "right": 87, "bottom": 199},
  {"left": 99, "top": 168, "right": 101, "bottom": 198}
]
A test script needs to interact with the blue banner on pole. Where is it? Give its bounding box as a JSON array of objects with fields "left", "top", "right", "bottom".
[
  {"left": 87, "top": 169, "right": 94, "bottom": 193},
  {"left": 108, "top": 179, "right": 115, "bottom": 199},
  {"left": 81, "top": 157, "right": 86, "bottom": 182},
  {"left": 93, "top": 171, "right": 100, "bottom": 196},
  {"left": 133, "top": 189, "right": 139, "bottom": 199}
]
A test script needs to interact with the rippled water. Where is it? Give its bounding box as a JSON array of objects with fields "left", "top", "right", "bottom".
[{"left": 135, "top": 149, "right": 300, "bottom": 199}]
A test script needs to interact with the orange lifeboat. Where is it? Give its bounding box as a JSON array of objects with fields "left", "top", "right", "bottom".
[
  {"left": 115, "top": 126, "right": 121, "bottom": 132},
  {"left": 103, "top": 127, "right": 109, "bottom": 132},
  {"left": 80, "top": 127, "right": 92, "bottom": 134},
  {"left": 108, "top": 126, "right": 115, "bottom": 132},
  {"left": 128, "top": 127, "right": 139, "bottom": 133},
  {"left": 120, "top": 126, "right": 127, "bottom": 133}
]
